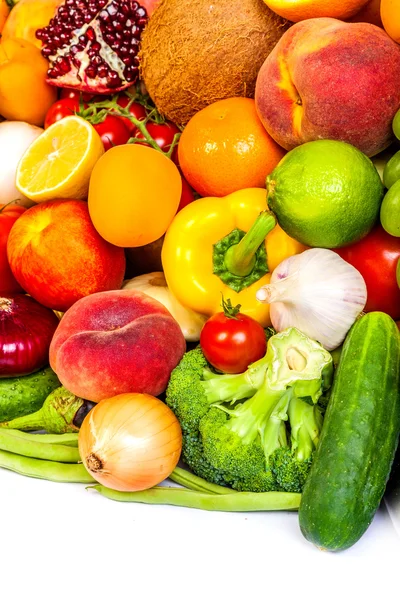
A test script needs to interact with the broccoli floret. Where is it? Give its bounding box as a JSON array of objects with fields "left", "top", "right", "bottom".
[
  {"left": 269, "top": 396, "right": 324, "bottom": 492},
  {"left": 166, "top": 328, "right": 333, "bottom": 493},
  {"left": 269, "top": 447, "right": 312, "bottom": 493},
  {"left": 199, "top": 378, "right": 290, "bottom": 492}
]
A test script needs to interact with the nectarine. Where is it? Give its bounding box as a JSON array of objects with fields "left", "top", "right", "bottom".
[
  {"left": 50, "top": 289, "right": 186, "bottom": 401},
  {"left": 7, "top": 199, "right": 126, "bottom": 311},
  {"left": 255, "top": 18, "right": 400, "bottom": 157}
]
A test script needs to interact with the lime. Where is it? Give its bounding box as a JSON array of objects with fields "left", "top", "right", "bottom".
[
  {"left": 393, "top": 109, "right": 400, "bottom": 142},
  {"left": 383, "top": 150, "right": 400, "bottom": 189},
  {"left": 380, "top": 179, "right": 400, "bottom": 237},
  {"left": 397, "top": 258, "right": 400, "bottom": 290},
  {"left": 267, "top": 140, "right": 384, "bottom": 248}
]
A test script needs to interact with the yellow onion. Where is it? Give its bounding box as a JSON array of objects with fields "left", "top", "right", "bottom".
[{"left": 78, "top": 393, "right": 182, "bottom": 492}]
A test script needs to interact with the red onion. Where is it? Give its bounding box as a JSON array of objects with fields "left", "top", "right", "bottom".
[{"left": 0, "top": 295, "right": 60, "bottom": 377}]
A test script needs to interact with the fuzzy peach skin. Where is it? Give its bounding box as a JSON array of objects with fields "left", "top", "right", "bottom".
[
  {"left": 7, "top": 199, "right": 126, "bottom": 312},
  {"left": 255, "top": 18, "right": 400, "bottom": 157},
  {"left": 49, "top": 289, "right": 186, "bottom": 402}
]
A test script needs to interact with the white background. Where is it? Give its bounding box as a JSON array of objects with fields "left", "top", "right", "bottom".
[{"left": 0, "top": 469, "right": 399, "bottom": 600}]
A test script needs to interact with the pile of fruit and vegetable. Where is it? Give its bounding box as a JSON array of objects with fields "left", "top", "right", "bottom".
[{"left": 2, "top": 0, "right": 400, "bottom": 554}]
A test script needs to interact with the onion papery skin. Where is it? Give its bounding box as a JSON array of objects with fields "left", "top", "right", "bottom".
[
  {"left": 79, "top": 393, "right": 182, "bottom": 492},
  {"left": 0, "top": 294, "right": 60, "bottom": 377}
]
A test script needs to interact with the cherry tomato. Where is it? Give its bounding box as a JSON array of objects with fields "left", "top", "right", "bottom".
[
  {"left": 116, "top": 95, "right": 147, "bottom": 134},
  {"left": 178, "top": 176, "right": 195, "bottom": 212},
  {"left": 200, "top": 300, "right": 267, "bottom": 374},
  {"left": 0, "top": 203, "right": 26, "bottom": 294},
  {"left": 44, "top": 98, "right": 80, "bottom": 129},
  {"left": 136, "top": 121, "right": 180, "bottom": 164},
  {"left": 59, "top": 89, "right": 94, "bottom": 102},
  {"left": 93, "top": 115, "right": 131, "bottom": 151},
  {"left": 336, "top": 225, "right": 400, "bottom": 319}
]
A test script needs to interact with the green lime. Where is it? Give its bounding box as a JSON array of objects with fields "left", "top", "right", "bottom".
[
  {"left": 383, "top": 150, "right": 400, "bottom": 189},
  {"left": 380, "top": 179, "right": 400, "bottom": 237},
  {"left": 397, "top": 258, "right": 400, "bottom": 289},
  {"left": 393, "top": 109, "right": 400, "bottom": 141},
  {"left": 267, "top": 140, "right": 384, "bottom": 248}
]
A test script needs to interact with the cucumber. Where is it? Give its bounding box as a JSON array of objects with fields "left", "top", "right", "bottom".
[
  {"left": 299, "top": 312, "right": 400, "bottom": 551},
  {"left": 0, "top": 367, "right": 60, "bottom": 422}
]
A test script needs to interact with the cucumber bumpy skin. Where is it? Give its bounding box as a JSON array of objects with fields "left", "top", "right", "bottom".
[
  {"left": 299, "top": 312, "right": 400, "bottom": 552},
  {"left": 0, "top": 367, "right": 60, "bottom": 422}
]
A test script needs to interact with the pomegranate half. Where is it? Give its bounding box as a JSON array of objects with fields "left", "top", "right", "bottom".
[{"left": 36, "top": 0, "right": 147, "bottom": 94}]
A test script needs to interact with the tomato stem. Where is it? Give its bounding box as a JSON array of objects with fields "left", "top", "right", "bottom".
[{"left": 221, "top": 296, "right": 241, "bottom": 320}]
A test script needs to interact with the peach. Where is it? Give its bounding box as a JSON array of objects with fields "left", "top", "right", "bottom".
[
  {"left": 7, "top": 199, "right": 126, "bottom": 311},
  {"left": 49, "top": 289, "right": 186, "bottom": 401},
  {"left": 255, "top": 18, "right": 400, "bottom": 157}
]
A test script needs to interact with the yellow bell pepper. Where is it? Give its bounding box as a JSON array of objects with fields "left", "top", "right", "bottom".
[{"left": 162, "top": 188, "right": 306, "bottom": 327}]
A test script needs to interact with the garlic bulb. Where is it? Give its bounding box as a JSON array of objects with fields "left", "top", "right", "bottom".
[
  {"left": 122, "top": 272, "right": 208, "bottom": 342},
  {"left": 256, "top": 249, "right": 367, "bottom": 351}
]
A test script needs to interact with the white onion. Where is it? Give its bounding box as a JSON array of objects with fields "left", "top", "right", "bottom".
[{"left": 0, "top": 121, "right": 43, "bottom": 205}]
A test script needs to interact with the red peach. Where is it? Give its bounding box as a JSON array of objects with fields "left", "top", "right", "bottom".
[
  {"left": 7, "top": 199, "right": 125, "bottom": 311},
  {"left": 255, "top": 18, "right": 400, "bottom": 157},
  {"left": 49, "top": 289, "right": 186, "bottom": 401}
]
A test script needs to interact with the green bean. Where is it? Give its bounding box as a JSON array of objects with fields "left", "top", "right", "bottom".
[
  {"left": 0, "top": 429, "right": 80, "bottom": 463},
  {"left": 0, "top": 429, "right": 79, "bottom": 446},
  {"left": 90, "top": 484, "right": 301, "bottom": 511},
  {"left": 169, "top": 467, "right": 236, "bottom": 495},
  {"left": 0, "top": 449, "right": 95, "bottom": 483}
]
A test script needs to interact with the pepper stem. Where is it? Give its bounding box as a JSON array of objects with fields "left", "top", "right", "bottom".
[{"left": 224, "top": 211, "right": 276, "bottom": 277}]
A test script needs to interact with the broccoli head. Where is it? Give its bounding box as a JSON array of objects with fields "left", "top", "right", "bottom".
[
  {"left": 166, "top": 328, "right": 333, "bottom": 493},
  {"left": 165, "top": 346, "right": 269, "bottom": 486}
]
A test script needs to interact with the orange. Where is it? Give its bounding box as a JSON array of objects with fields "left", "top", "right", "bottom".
[
  {"left": 178, "top": 97, "right": 285, "bottom": 198},
  {"left": 16, "top": 116, "right": 105, "bottom": 201},
  {"left": 381, "top": 0, "right": 400, "bottom": 42},
  {"left": 347, "top": 0, "right": 383, "bottom": 27},
  {"left": 2, "top": 0, "right": 63, "bottom": 48},
  {"left": 0, "top": 0, "right": 11, "bottom": 34},
  {"left": 88, "top": 144, "right": 182, "bottom": 248},
  {"left": 263, "top": 0, "right": 370, "bottom": 22},
  {"left": 0, "top": 37, "right": 57, "bottom": 126}
]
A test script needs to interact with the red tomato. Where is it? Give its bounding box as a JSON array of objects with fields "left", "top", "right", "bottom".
[
  {"left": 44, "top": 98, "right": 80, "bottom": 129},
  {"left": 59, "top": 89, "right": 94, "bottom": 102},
  {"left": 200, "top": 302, "right": 267, "bottom": 374},
  {"left": 0, "top": 203, "right": 26, "bottom": 294},
  {"left": 136, "top": 121, "right": 181, "bottom": 164},
  {"left": 178, "top": 176, "right": 195, "bottom": 212},
  {"left": 336, "top": 225, "right": 400, "bottom": 320},
  {"left": 93, "top": 115, "right": 131, "bottom": 151},
  {"left": 116, "top": 95, "right": 147, "bottom": 134}
]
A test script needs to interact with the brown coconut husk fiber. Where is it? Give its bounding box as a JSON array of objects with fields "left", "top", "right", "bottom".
[{"left": 139, "top": 0, "right": 290, "bottom": 126}]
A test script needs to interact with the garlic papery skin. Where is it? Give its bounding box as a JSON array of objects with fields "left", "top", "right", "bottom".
[
  {"left": 256, "top": 249, "right": 367, "bottom": 351},
  {"left": 122, "top": 272, "right": 208, "bottom": 342}
]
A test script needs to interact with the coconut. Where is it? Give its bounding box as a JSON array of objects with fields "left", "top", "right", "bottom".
[{"left": 139, "top": 0, "right": 290, "bottom": 125}]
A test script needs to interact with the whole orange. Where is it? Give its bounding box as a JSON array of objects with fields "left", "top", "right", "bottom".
[
  {"left": 2, "top": 0, "right": 63, "bottom": 48},
  {"left": 178, "top": 97, "right": 285, "bottom": 198},
  {"left": 263, "top": 0, "right": 370, "bottom": 21},
  {"left": 381, "top": 0, "right": 400, "bottom": 42},
  {"left": 88, "top": 144, "right": 182, "bottom": 248},
  {"left": 0, "top": 38, "right": 57, "bottom": 126}
]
